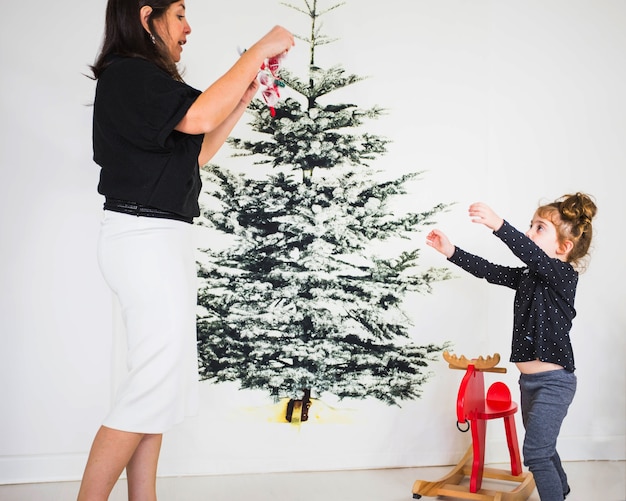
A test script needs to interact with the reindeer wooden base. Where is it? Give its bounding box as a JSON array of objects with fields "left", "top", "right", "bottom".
[{"left": 412, "top": 352, "right": 535, "bottom": 501}]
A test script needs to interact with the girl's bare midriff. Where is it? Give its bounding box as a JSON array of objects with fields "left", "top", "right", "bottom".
[{"left": 516, "top": 359, "right": 564, "bottom": 374}]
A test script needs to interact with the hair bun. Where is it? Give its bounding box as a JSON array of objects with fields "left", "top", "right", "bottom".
[{"left": 559, "top": 192, "right": 597, "bottom": 227}]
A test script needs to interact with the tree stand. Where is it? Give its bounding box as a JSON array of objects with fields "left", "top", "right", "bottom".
[{"left": 412, "top": 352, "right": 535, "bottom": 500}]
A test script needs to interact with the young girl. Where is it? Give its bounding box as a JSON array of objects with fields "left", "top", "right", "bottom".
[{"left": 426, "top": 193, "right": 597, "bottom": 501}]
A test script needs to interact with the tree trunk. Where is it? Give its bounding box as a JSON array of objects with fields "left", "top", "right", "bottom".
[{"left": 285, "top": 389, "right": 312, "bottom": 423}]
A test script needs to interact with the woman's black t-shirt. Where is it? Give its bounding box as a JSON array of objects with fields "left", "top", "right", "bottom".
[{"left": 93, "top": 56, "right": 204, "bottom": 219}]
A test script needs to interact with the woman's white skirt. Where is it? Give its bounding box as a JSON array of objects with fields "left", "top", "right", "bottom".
[{"left": 97, "top": 210, "right": 199, "bottom": 433}]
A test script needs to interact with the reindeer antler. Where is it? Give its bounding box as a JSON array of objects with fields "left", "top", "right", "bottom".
[{"left": 443, "top": 351, "right": 505, "bottom": 372}]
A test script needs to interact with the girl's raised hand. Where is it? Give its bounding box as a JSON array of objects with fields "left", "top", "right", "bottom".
[
  {"left": 468, "top": 202, "right": 504, "bottom": 231},
  {"left": 426, "top": 229, "right": 455, "bottom": 258}
]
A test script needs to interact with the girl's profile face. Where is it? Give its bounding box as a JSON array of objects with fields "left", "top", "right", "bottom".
[
  {"left": 154, "top": 1, "right": 191, "bottom": 63},
  {"left": 525, "top": 213, "right": 566, "bottom": 260}
]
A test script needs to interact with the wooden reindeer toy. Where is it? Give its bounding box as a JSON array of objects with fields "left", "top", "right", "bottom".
[{"left": 412, "top": 352, "right": 535, "bottom": 500}]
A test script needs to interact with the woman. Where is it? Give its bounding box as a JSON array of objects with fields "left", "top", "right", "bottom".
[{"left": 78, "top": 1, "right": 293, "bottom": 499}]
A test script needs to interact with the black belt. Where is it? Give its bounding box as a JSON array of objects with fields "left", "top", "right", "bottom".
[{"left": 104, "top": 198, "right": 193, "bottom": 224}]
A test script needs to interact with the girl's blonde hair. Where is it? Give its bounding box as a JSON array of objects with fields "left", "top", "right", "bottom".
[{"left": 536, "top": 192, "right": 597, "bottom": 270}]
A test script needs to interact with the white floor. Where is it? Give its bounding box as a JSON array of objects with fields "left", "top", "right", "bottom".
[{"left": 0, "top": 461, "right": 624, "bottom": 501}]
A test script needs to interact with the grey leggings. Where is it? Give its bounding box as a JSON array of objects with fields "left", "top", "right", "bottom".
[{"left": 519, "top": 370, "right": 577, "bottom": 501}]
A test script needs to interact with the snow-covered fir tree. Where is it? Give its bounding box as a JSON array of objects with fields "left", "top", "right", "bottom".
[{"left": 196, "top": 0, "right": 451, "bottom": 419}]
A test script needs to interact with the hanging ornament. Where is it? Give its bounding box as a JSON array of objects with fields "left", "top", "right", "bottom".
[
  {"left": 258, "top": 54, "right": 286, "bottom": 117},
  {"left": 239, "top": 47, "right": 286, "bottom": 117}
]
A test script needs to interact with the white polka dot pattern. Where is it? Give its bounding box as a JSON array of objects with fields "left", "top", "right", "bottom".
[{"left": 448, "top": 220, "right": 578, "bottom": 372}]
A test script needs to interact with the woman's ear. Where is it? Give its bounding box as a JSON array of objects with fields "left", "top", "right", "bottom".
[{"left": 139, "top": 5, "right": 153, "bottom": 34}]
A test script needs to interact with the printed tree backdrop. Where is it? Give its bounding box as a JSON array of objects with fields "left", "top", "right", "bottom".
[{"left": 196, "top": 0, "right": 452, "bottom": 423}]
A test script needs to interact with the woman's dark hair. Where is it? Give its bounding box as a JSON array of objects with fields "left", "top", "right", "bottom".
[{"left": 91, "top": 0, "right": 182, "bottom": 81}]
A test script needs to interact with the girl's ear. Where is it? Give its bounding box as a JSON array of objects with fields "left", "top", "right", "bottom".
[
  {"left": 558, "top": 239, "right": 574, "bottom": 258},
  {"left": 139, "top": 5, "right": 153, "bottom": 34}
]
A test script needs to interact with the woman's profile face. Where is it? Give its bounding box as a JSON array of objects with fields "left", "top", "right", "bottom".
[{"left": 154, "top": 0, "right": 191, "bottom": 63}]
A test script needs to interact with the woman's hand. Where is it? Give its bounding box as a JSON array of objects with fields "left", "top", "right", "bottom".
[
  {"left": 250, "top": 25, "right": 295, "bottom": 60},
  {"left": 468, "top": 202, "right": 503, "bottom": 231},
  {"left": 187, "top": 25, "right": 294, "bottom": 165},
  {"left": 426, "top": 229, "right": 455, "bottom": 258},
  {"left": 240, "top": 78, "right": 260, "bottom": 107}
]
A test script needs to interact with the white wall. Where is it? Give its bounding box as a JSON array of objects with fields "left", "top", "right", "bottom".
[{"left": 1, "top": 0, "right": 624, "bottom": 484}]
